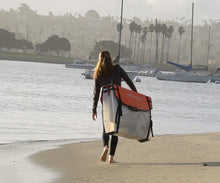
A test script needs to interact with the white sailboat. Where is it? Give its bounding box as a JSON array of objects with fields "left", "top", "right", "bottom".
[
  {"left": 211, "top": 67, "right": 220, "bottom": 83},
  {"left": 156, "top": 3, "right": 211, "bottom": 83},
  {"left": 156, "top": 70, "right": 211, "bottom": 83},
  {"left": 82, "top": 68, "right": 138, "bottom": 81},
  {"left": 65, "top": 58, "right": 95, "bottom": 69},
  {"left": 139, "top": 68, "right": 159, "bottom": 77}
]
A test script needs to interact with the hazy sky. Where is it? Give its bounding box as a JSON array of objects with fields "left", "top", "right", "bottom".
[{"left": 1, "top": 0, "right": 219, "bottom": 23}]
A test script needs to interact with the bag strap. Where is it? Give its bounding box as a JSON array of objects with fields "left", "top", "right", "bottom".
[
  {"left": 114, "top": 85, "right": 122, "bottom": 133},
  {"left": 150, "top": 117, "right": 154, "bottom": 137},
  {"left": 146, "top": 96, "right": 152, "bottom": 110}
]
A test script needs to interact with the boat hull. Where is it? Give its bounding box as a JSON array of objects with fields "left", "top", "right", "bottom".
[
  {"left": 211, "top": 74, "right": 220, "bottom": 82},
  {"left": 156, "top": 71, "right": 211, "bottom": 83},
  {"left": 65, "top": 64, "right": 94, "bottom": 69},
  {"left": 139, "top": 68, "right": 159, "bottom": 77}
]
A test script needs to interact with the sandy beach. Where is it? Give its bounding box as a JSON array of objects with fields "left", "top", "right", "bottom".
[
  {"left": 30, "top": 133, "right": 220, "bottom": 183},
  {"left": 1, "top": 133, "right": 220, "bottom": 183}
]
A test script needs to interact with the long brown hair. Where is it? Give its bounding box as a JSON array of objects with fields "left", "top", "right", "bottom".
[{"left": 93, "top": 51, "right": 113, "bottom": 79}]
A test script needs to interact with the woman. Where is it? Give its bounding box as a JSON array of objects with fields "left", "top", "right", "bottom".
[{"left": 92, "top": 50, "right": 137, "bottom": 163}]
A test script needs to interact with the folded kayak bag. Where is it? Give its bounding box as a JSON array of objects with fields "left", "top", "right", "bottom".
[{"left": 101, "top": 84, "right": 153, "bottom": 143}]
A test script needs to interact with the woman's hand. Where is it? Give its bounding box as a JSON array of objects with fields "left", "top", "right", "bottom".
[{"left": 92, "top": 113, "right": 97, "bottom": 121}]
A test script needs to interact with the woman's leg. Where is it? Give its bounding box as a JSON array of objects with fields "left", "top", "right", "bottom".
[
  {"left": 108, "top": 135, "right": 118, "bottom": 163},
  {"left": 110, "top": 135, "right": 118, "bottom": 155},
  {"left": 102, "top": 128, "right": 109, "bottom": 147},
  {"left": 101, "top": 127, "right": 109, "bottom": 162}
]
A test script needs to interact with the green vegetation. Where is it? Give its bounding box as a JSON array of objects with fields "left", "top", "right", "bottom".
[{"left": 89, "top": 40, "right": 130, "bottom": 60}]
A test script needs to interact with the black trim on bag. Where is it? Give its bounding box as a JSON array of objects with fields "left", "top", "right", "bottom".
[
  {"left": 115, "top": 85, "right": 122, "bottom": 133},
  {"left": 146, "top": 96, "right": 152, "bottom": 110},
  {"left": 138, "top": 116, "right": 154, "bottom": 143},
  {"left": 102, "top": 84, "right": 152, "bottom": 112},
  {"left": 102, "top": 84, "right": 154, "bottom": 142}
]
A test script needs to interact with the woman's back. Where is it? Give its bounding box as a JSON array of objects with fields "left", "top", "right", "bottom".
[{"left": 96, "top": 64, "right": 136, "bottom": 90}]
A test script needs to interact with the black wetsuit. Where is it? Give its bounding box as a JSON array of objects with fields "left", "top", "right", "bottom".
[{"left": 92, "top": 64, "right": 137, "bottom": 156}]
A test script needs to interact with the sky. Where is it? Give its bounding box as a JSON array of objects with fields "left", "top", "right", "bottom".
[{"left": 0, "top": 0, "right": 220, "bottom": 24}]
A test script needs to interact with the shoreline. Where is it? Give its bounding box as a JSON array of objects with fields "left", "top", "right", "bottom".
[
  {"left": 2, "top": 52, "right": 215, "bottom": 72},
  {"left": 2, "top": 133, "right": 219, "bottom": 183},
  {"left": 0, "top": 131, "right": 215, "bottom": 146},
  {"left": 0, "top": 52, "right": 74, "bottom": 65},
  {"left": 0, "top": 137, "right": 101, "bottom": 146},
  {"left": 0, "top": 140, "right": 63, "bottom": 183}
]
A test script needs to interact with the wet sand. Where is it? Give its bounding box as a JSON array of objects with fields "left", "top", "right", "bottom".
[{"left": 0, "top": 141, "right": 69, "bottom": 183}]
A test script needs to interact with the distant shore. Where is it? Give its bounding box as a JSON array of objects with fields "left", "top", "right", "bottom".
[
  {"left": 0, "top": 51, "right": 75, "bottom": 65},
  {"left": 1, "top": 51, "right": 217, "bottom": 72},
  {"left": 0, "top": 51, "right": 178, "bottom": 71}
]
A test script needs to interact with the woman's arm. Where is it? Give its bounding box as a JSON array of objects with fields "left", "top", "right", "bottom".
[
  {"left": 92, "top": 79, "right": 101, "bottom": 114},
  {"left": 120, "top": 67, "right": 137, "bottom": 92}
]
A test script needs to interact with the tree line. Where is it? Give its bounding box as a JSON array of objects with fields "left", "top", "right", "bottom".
[
  {"left": 0, "top": 29, "right": 33, "bottom": 52},
  {"left": 0, "top": 29, "right": 71, "bottom": 56},
  {"left": 0, "top": 3, "right": 219, "bottom": 65},
  {"left": 125, "top": 21, "right": 187, "bottom": 64}
]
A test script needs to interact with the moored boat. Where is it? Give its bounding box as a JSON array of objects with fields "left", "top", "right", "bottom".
[
  {"left": 139, "top": 68, "right": 159, "bottom": 77},
  {"left": 156, "top": 71, "right": 211, "bottom": 83},
  {"left": 82, "top": 69, "right": 138, "bottom": 81},
  {"left": 65, "top": 58, "right": 95, "bottom": 69}
]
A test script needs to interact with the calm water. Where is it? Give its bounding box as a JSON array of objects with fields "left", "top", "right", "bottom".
[{"left": 0, "top": 60, "right": 220, "bottom": 144}]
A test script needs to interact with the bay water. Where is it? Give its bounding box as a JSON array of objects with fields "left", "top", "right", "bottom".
[{"left": 0, "top": 60, "right": 220, "bottom": 144}]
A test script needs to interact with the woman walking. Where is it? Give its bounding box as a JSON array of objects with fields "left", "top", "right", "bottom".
[{"left": 92, "top": 50, "right": 137, "bottom": 163}]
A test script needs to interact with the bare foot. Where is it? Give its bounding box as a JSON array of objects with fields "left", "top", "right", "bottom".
[
  {"left": 101, "top": 147, "right": 108, "bottom": 162},
  {"left": 108, "top": 155, "right": 116, "bottom": 163},
  {"left": 109, "top": 160, "right": 116, "bottom": 163}
]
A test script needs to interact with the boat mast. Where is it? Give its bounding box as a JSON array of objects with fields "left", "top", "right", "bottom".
[
  {"left": 207, "top": 26, "right": 211, "bottom": 65},
  {"left": 190, "top": 3, "right": 194, "bottom": 65},
  {"left": 118, "top": 0, "right": 123, "bottom": 62}
]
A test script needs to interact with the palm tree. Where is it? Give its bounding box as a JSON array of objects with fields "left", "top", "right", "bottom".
[
  {"left": 160, "top": 24, "right": 168, "bottom": 63},
  {"left": 154, "top": 20, "right": 161, "bottom": 63},
  {"left": 132, "top": 23, "right": 139, "bottom": 63},
  {"left": 148, "top": 24, "right": 154, "bottom": 63},
  {"left": 128, "top": 22, "right": 136, "bottom": 49},
  {"left": 39, "top": 26, "right": 44, "bottom": 42},
  {"left": 166, "top": 26, "right": 174, "bottom": 61},
  {"left": 129, "top": 21, "right": 136, "bottom": 62},
  {"left": 116, "top": 22, "right": 124, "bottom": 55},
  {"left": 136, "top": 25, "right": 142, "bottom": 63},
  {"left": 206, "top": 26, "right": 211, "bottom": 65},
  {"left": 177, "top": 26, "right": 185, "bottom": 63},
  {"left": 25, "top": 25, "right": 30, "bottom": 40},
  {"left": 140, "top": 27, "right": 147, "bottom": 63}
]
